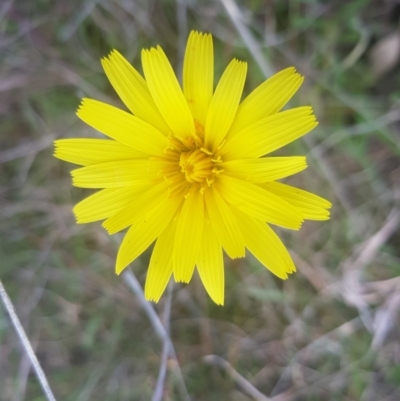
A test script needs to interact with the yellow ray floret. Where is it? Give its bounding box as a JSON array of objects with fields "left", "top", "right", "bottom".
[
  {"left": 71, "top": 160, "right": 160, "bottom": 188},
  {"left": 262, "top": 181, "right": 332, "bottom": 221},
  {"left": 102, "top": 181, "right": 170, "bottom": 234},
  {"left": 54, "top": 138, "right": 147, "bottom": 166},
  {"left": 197, "top": 217, "right": 224, "bottom": 305},
  {"left": 222, "top": 156, "right": 307, "bottom": 183},
  {"left": 77, "top": 99, "right": 168, "bottom": 156},
  {"left": 73, "top": 186, "right": 146, "bottom": 224},
  {"left": 145, "top": 220, "right": 177, "bottom": 302},
  {"left": 221, "top": 107, "right": 317, "bottom": 159},
  {"left": 101, "top": 50, "right": 170, "bottom": 134},
  {"left": 228, "top": 67, "right": 304, "bottom": 138},
  {"left": 204, "top": 59, "right": 247, "bottom": 150},
  {"left": 116, "top": 196, "right": 182, "bottom": 275},
  {"left": 183, "top": 31, "right": 213, "bottom": 128},
  {"left": 216, "top": 176, "right": 304, "bottom": 230},
  {"left": 54, "top": 30, "right": 332, "bottom": 305},
  {"left": 235, "top": 210, "right": 296, "bottom": 279},
  {"left": 141, "top": 46, "right": 195, "bottom": 140},
  {"left": 204, "top": 187, "right": 245, "bottom": 259},
  {"left": 174, "top": 188, "right": 204, "bottom": 283}
]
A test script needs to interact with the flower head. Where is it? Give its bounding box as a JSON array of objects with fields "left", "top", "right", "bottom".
[{"left": 54, "top": 31, "right": 331, "bottom": 305}]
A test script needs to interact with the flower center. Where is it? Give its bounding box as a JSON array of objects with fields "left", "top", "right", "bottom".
[
  {"left": 179, "top": 148, "right": 214, "bottom": 184},
  {"left": 157, "top": 135, "right": 224, "bottom": 195}
]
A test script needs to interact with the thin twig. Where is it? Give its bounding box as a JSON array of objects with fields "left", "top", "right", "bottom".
[
  {"left": 219, "top": 0, "right": 274, "bottom": 77},
  {"left": 122, "top": 270, "right": 191, "bottom": 401},
  {"left": 0, "top": 279, "right": 57, "bottom": 401},
  {"left": 203, "top": 355, "right": 272, "bottom": 401},
  {"left": 152, "top": 281, "right": 174, "bottom": 401}
]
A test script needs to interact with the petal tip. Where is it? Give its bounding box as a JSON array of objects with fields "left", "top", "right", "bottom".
[
  {"left": 76, "top": 98, "right": 89, "bottom": 115},
  {"left": 141, "top": 48, "right": 150, "bottom": 58},
  {"left": 109, "top": 49, "right": 120, "bottom": 58},
  {"left": 101, "top": 54, "right": 110, "bottom": 64},
  {"left": 101, "top": 220, "right": 116, "bottom": 235},
  {"left": 53, "top": 141, "right": 60, "bottom": 155},
  {"left": 115, "top": 260, "right": 127, "bottom": 275},
  {"left": 72, "top": 210, "right": 83, "bottom": 224},
  {"left": 144, "top": 290, "right": 161, "bottom": 303}
]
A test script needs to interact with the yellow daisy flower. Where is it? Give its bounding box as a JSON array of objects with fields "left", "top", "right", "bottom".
[{"left": 54, "top": 31, "right": 331, "bottom": 305}]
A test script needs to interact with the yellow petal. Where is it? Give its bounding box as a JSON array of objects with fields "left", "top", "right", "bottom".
[
  {"left": 221, "top": 107, "right": 318, "bottom": 160},
  {"left": 77, "top": 98, "right": 167, "bottom": 156},
  {"left": 262, "top": 182, "right": 332, "bottom": 221},
  {"left": 71, "top": 160, "right": 159, "bottom": 188},
  {"left": 228, "top": 67, "right": 303, "bottom": 138},
  {"left": 145, "top": 219, "right": 177, "bottom": 302},
  {"left": 196, "top": 217, "right": 224, "bottom": 305},
  {"left": 235, "top": 210, "right": 295, "bottom": 279},
  {"left": 183, "top": 31, "right": 213, "bottom": 130},
  {"left": 101, "top": 50, "right": 170, "bottom": 134},
  {"left": 141, "top": 46, "right": 195, "bottom": 139},
  {"left": 222, "top": 156, "right": 307, "bottom": 183},
  {"left": 116, "top": 196, "right": 182, "bottom": 274},
  {"left": 173, "top": 188, "right": 204, "bottom": 283},
  {"left": 204, "top": 59, "right": 247, "bottom": 151},
  {"left": 204, "top": 186, "right": 245, "bottom": 259},
  {"left": 54, "top": 139, "right": 146, "bottom": 166},
  {"left": 73, "top": 187, "right": 143, "bottom": 224},
  {"left": 216, "top": 175, "right": 304, "bottom": 230},
  {"left": 102, "top": 181, "right": 169, "bottom": 234}
]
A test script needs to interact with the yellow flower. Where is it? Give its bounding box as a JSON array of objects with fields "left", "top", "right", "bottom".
[{"left": 54, "top": 31, "right": 331, "bottom": 305}]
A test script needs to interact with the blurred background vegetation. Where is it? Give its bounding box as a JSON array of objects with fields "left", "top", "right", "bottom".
[{"left": 1, "top": 0, "right": 400, "bottom": 400}]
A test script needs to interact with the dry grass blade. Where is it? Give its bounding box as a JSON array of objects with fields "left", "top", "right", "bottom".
[
  {"left": 0, "top": 280, "right": 57, "bottom": 401},
  {"left": 152, "top": 281, "right": 174, "bottom": 401},
  {"left": 122, "top": 270, "right": 191, "bottom": 401}
]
